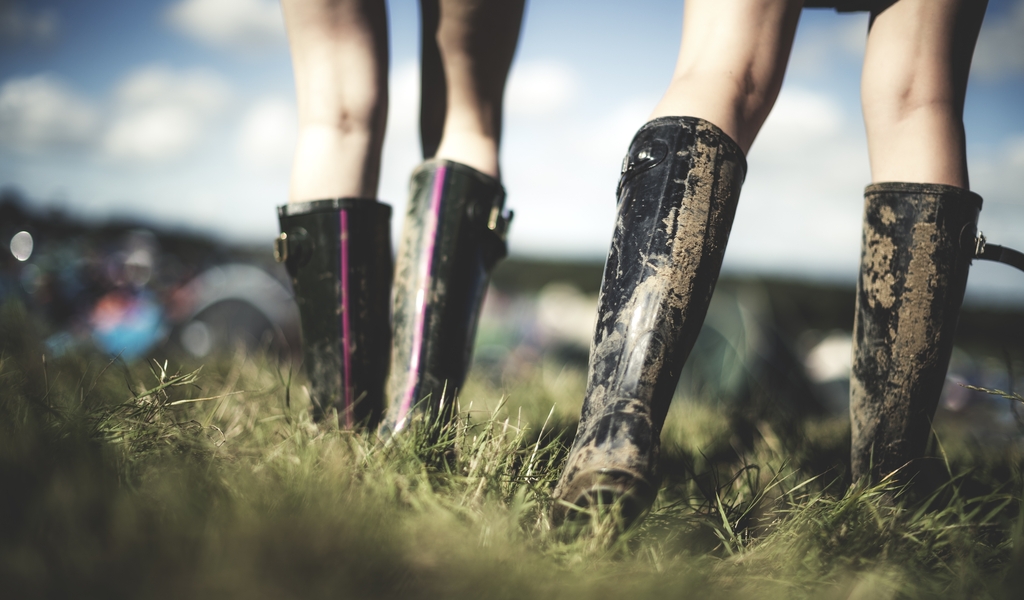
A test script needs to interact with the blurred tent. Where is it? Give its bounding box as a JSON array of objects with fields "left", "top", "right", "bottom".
[{"left": 1, "top": 190, "right": 299, "bottom": 361}]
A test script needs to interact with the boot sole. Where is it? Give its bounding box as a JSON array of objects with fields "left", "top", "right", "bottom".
[{"left": 553, "top": 468, "right": 656, "bottom": 529}]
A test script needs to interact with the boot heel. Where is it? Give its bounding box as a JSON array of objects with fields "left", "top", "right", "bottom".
[
  {"left": 555, "top": 399, "right": 658, "bottom": 525},
  {"left": 555, "top": 467, "right": 656, "bottom": 527}
]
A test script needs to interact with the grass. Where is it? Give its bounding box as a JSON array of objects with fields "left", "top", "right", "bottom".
[{"left": 2, "top": 300, "right": 1023, "bottom": 599}]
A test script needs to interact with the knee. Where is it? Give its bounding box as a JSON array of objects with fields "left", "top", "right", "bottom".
[
  {"left": 668, "top": 65, "right": 776, "bottom": 130},
  {"left": 299, "top": 81, "right": 386, "bottom": 140},
  {"left": 861, "top": 68, "right": 960, "bottom": 132}
]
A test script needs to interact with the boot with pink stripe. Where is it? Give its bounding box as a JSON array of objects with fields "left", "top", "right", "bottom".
[
  {"left": 382, "top": 160, "right": 512, "bottom": 436},
  {"left": 275, "top": 199, "right": 393, "bottom": 427}
]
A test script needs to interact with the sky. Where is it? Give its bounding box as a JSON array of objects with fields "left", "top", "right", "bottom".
[{"left": 1, "top": 0, "right": 1023, "bottom": 304}]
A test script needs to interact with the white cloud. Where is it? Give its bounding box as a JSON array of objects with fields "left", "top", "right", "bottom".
[
  {"left": 498, "top": 98, "right": 650, "bottom": 257},
  {"left": 973, "top": 0, "right": 1024, "bottom": 79},
  {"left": 836, "top": 13, "right": 870, "bottom": 56},
  {"left": 788, "top": 13, "right": 868, "bottom": 77},
  {"left": 506, "top": 61, "right": 579, "bottom": 117},
  {"left": 103, "top": 66, "right": 232, "bottom": 163},
  {"left": 968, "top": 136, "right": 1024, "bottom": 245},
  {"left": 0, "top": 3, "right": 58, "bottom": 44},
  {"left": 114, "top": 66, "right": 230, "bottom": 114},
  {"left": 237, "top": 97, "right": 296, "bottom": 168},
  {"left": 104, "top": 106, "right": 201, "bottom": 163},
  {"left": 964, "top": 138, "right": 1024, "bottom": 306},
  {"left": 0, "top": 74, "right": 98, "bottom": 153},
  {"left": 165, "top": 0, "right": 284, "bottom": 51},
  {"left": 730, "top": 87, "right": 868, "bottom": 277},
  {"left": 579, "top": 98, "right": 652, "bottom": 162},
  {"left": 498, "top": 85, "right": 867, "bottom": 270},
  {"left": 387, "top": 61, "right": 421, "bottom": 134},
  {"left": 755, "top": 87, "right": 844, "bottom": 150},
  {"left": 1009, "top": 135, "right": 1024, "bottom": 168},
  {"left": 0, "top": 66, "right": 234, "bottom": 164}
]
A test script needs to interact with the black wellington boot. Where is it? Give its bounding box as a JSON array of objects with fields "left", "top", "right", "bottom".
[
  {"left": 276, "top": 199, "right": 392, "bottom": 427},
  {"left": 849, "top": 183, "right": 982, "bottom": 485},
  {"left": 553, "top": 116, "right": 746, "bottom": 526},
  {"left": 383, "top": 160, "right": 512, "bottom": 434}
]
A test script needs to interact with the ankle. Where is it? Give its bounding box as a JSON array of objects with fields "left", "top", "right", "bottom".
[
  {"left": 432, "top": 131, "right": 500, "bottom": 180},
  {"left": 289, "top": 125, "right": 381, "bottom": 201}
]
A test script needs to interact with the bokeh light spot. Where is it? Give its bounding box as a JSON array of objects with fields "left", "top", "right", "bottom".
[{"left": 10, "top": 231, "right": 34, "bottom": 261}]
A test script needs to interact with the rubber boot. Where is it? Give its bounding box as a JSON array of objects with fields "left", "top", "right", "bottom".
[
  {"left": 849, "top": 183, "right": 982, "bottom": 485},
  {"left": 275, "top": 199, "right": 392, "bottom": 427},
  {"left": 553, "top": 116, "right": 746, "bottom": 526},
  {"left": 383, "top": 160, "right": 512, "bottom": 434}
]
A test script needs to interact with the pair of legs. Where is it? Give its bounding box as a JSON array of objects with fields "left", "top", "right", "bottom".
[
  {"left": 555, "top": 0, "right": 987, "bottom": 523},
  {"left": 277, "top": 0, "right": 523, "bottom": 428},
  {"left": 281, "top": 0, "right": 524, "bottom": 201},
  {"left": 651, "top": 0, "right": 984, "bottom": 185}
]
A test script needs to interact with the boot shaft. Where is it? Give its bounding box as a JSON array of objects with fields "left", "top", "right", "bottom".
[
  {"left": 385, "top": 160, "right": 511, "bottom": 433},
  {"left": 850, "top": 182, "right": 981, "bottom": 482},
  {"left": 277, "top": 199, "right": 392, "bottom": 427},
  {"left": 585, "top": 116, "right": 747, "bottom": 434},
  {"left": 554, "top": 116, "right": 746, "bottom": 523}
]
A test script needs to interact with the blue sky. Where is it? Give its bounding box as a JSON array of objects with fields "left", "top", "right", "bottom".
[{"left": 2, "top": 0, "right": 1023, "bottom": 302}]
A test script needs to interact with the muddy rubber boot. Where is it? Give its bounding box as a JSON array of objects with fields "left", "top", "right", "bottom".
[
  {"left": 553, "top": 116, "right": 746, "bottom": 526},
  {"left": 383, "top": 160, "right": 512, "bottom": 434},
  {"left": 849, "top": 183, "right": 982, "bottom": 485},
  {"left": 275, "top": 199, "right": 392, "bottom": 427}
]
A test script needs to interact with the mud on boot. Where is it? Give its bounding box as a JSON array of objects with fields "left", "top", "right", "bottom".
[
  {"left": 849, "top": 183, "right": 982, "bottom": 486},
  {"left": 382, "top": 160, "right": 512, "bottom": 436},
  {"left": 276, "top": 199, "right": 393, "bottom": 427},
  {"left": 553, "top": 116, "right": 746, "bottom": 528}
]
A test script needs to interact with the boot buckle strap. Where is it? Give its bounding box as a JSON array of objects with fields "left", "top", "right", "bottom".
[
  {"left": 487, "top": 205, "right": 514, "bottom": 241},
  {"left": 274, "top": 227, "right": 312, "bottom": 269},
  {"left": 974, "top": 231, "right": 986, "bottom": 258},
  {"left": 273, "top": 233, "right": 288, "bottom": 263},
  {"left": 974, "top": 230, "right": 1024, "bottom": 274}
]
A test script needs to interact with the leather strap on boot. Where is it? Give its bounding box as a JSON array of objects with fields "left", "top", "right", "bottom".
[
  {"left": 384, "top": 160, "right": 512, "bottom": 434},
  {"left": 850, "top": 182, "right": 981, "bottom": 484},
  {"left": 975, "top": 234, "right": 1024, "bottom": 273},
  {"left": 553, "top": 116, "right": 746, "bottom": 525},
  {"left": 276, "top": 199, "right": 392, "bottom": 428}
]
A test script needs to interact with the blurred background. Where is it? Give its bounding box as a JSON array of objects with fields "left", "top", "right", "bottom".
[{"left": 2, "top": 0, "right": 1023, "bottom": 441}]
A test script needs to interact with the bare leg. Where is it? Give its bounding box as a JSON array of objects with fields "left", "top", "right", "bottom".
[
  {"left": 861, "top": 0, "right": 987, "bottom": 187},
  {"left": 281, "top": 0, "right": 388, "bottom": 201},
  {"left": 650, "top": 0, "right": 804, "bottom": 153},
  {"left": 419, "top": 0, "right": 525, "bottom": 178}
]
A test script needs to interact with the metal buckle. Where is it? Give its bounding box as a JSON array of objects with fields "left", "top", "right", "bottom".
[
  {"left": 487, "top": 205, "right": 514, "bottom": 241},
  {"left": 274, "top": 233, "right": 288, "bottom": 263},
  {"left": 975, "top": 231, "right": 986, "bottom": 258},
  {"left": 487, "top": 205, "right": 501, "bottom": 231}
]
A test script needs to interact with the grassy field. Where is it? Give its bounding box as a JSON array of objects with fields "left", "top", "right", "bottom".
[{"left": 3, "top": 300, "right": 1024, "bottom": 599}]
